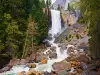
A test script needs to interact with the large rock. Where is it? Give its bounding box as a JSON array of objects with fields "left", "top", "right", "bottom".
[
  {"left": 26, "top": 57, "right": 31, "bottom": 63},
  {"left": 52, "top": 61, "right": 71, "bottom": 72},
  {"left": 48, "top": 51, "right": 57, "bottom": 59},
  {"left": 20, "top": 59, "right": 27, "bottom": 65},
  {"left": 29, "top": 63, "right": 36, "bottom": 68},
  {"left": 40, "top": 59, "right": 48, "bottom": 64},
  {"left": 8, "top": 58, "right": 27, "bottom": 66},
  {"left": 27, "top": 69, "right": 40, "bottom": 75},
  {"left": 82, "top": 71, "right": 98, "bottom": 75},
  {"left": 76, "top": 54, "right": 89, "bottom": 63},
  {"left": 30, "top": 53, "right": 36, "bottom": 62},
  {"left": 30, "top": 52, "right": 44, "bottom": 63},
  {"left": 8, "top": 58, "right": 20, "bottom": 66},
  {"left": 18, "top": 71, "right": 26, "bottom": 75},
  {"left": 50, "top": 46, "right": 56, "bottom": 51},
  {"left": 43, "top": 40, "right": 51, "bottom": 47},
  {"left": 35, "top": 53, "right": 45, "bottom": 63}
]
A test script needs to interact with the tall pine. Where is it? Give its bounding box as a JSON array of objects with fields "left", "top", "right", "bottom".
[{"left": 80, "top": 0, "right": 100, "bottom": 59}]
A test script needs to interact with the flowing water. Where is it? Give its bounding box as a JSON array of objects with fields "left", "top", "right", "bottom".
[{"left": 1, "top": 0, "right": 77, "bottom": 75}]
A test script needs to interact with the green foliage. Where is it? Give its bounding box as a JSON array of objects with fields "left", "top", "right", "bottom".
[
  {"left": 0, "top": 0, "right": 48, "bottom": 58},
  {"left": 80, "top": 0, "right": 100, "bottom": 59},
  {"left": 40, "top": 0, "right": 45, "bottom": 8},
  {"left": 76, "top": 34, "right": 79, "bottom": 39},
  {"left": 30, "top": 0, "right": 48, "bottom": 45},
  {"left": 68, "top": 34, "right": 72, "bottom": 38},
  {"left": 22, "top": 0, "right": 48, "bottom": 58},
  {"left": 0, "top": 0, "right": 28, "bottom": 58}
]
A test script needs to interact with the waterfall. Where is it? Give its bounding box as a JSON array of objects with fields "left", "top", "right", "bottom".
[
  {"left": 1, "top": 0, "right": 74, "bottom": 74},
  {"left": 64, "top": 0, "right": 70, "bottom": 10},
  {"left": 49, "top": 9, "right": 61, "bottom": 37},
  {"left": 33, "top": 8, "right": 68, "bottom": 72}
]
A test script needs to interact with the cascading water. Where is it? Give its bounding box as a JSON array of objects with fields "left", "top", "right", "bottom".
[
  {"left": 1, "top": 0, "right": 75, "bottom": 74},
  {"left": 64, "top": 0, "right": 70, "bottom": 10},
  {"left": 49, "top": 9, "right": 61, "bottom": 36}
]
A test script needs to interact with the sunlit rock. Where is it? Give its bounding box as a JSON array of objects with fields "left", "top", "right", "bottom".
[
  {"left": 8, "top": 58, "right": 20, "bottom": 66},
  {"left": 17, "top": 71, "right": 26, "bottom": 75},
  {"left": 29, "top": 63, "right": 36, "bottom": 68},
  {"left": 40, "top": 59, "right": 48, "bottom": 64},
  {"left": 20, "top": 59, "right": 27, "bottom": 65}
]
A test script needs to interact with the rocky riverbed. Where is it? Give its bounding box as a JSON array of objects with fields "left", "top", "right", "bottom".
[{"left": 1, "top": 23, "right": 100, "bottom": 75}]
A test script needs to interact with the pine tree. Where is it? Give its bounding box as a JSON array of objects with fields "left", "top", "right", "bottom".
[{"left": 80, "top": 0, "right": 100, "bottom": 59}]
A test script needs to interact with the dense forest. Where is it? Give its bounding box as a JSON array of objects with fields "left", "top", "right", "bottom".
[
  {"left": 0, "top": 0, "right": 48, "bottom": 65},
  {"left": 80, "top": 0, "right": 100, "bottom": 59},
  {"left": 1, "top": 0, "right": 100, "bottom": 74}
]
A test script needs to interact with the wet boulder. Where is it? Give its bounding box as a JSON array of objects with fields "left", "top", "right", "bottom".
[
  {"left": 8, "top": 58, "right": 20, "bottom": 66},
  {"left": 20, "top": 59, "right": 27, "bottom": 65},
  {"left": 46, "top": 36, "right": 53, "bottom": 41},
  {"left": 35, "top": 53, "right": 43, "bottom": 63},
  {"left": 29, "top": 63, "right": 36, "bottom": 68},
  {"left": 40, "top": 59, "right": 48, "bottom": 64},
  {"left": 50, "top": 46, "right": 56, "bottom": 51},
  {"left": 45, "top": 41, "right": 51, "bottom": 47},
  {"left": 48, "top": 51, "right": 57, "bottom": 59},
  {"left": 52, "top": 61, "right": 71, "bottom": 72},
  {"left": 76, "top": 54, "right": 89, "bottom": 63},
  {"left": 18, "top": 71, "right": 26, "bottom": 75},
  {"left": 29, "top": 53, "right": 36, "bottom": 62}
]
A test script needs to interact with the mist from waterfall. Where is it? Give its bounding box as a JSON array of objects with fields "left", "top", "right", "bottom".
[{"left": 49, "top": 9, "right": 61, "bottom": 37}]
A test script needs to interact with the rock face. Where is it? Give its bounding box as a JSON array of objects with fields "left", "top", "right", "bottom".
[
  {"left": 20, "top": 59, "right": 27, "bottom": 65},
  {"left": 61, "top": 11, "right": 77, "bottom": 25},
  {"left": 76, "top": 54, "right": 89, "bottom": 63},
  {"left": 52, "top": 61, "right": 71, "bottom": 72},
  {"left": 8, "top": 58, "right": 20, "bottom": 66},
  {"left": 8, "top": 58, "right": 28, "bottom": 66},
  {"left": 29, "top": 53, "right": 36, "bottom": 62}
]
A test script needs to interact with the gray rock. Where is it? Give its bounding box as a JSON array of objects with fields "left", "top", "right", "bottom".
[
  {"left": 60, "top": 46, "right": 67, "bottom": 53},
  {"left": 46, "top": 36, "right": 53, "bottom": 41},
  {"left": 20, "top": 59, "right": 27, "bottom": 65},
  {"left": 50, "top": 46, "right": 56, "bottom": 51},
  {"left": 44, "top": 71, "right": 51, "bottom": 75},
  {"left": 49, "top": 52, "right": 57, "bottom": 59},
  {"left": 82, "top": 71, "right": 98, "bottom": 75},
  {"left": 45, "top": 41, "right": 51, "bottom": 47},
  {"left": 52, "top": 61, "right": 71, "bottom": 71}
]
